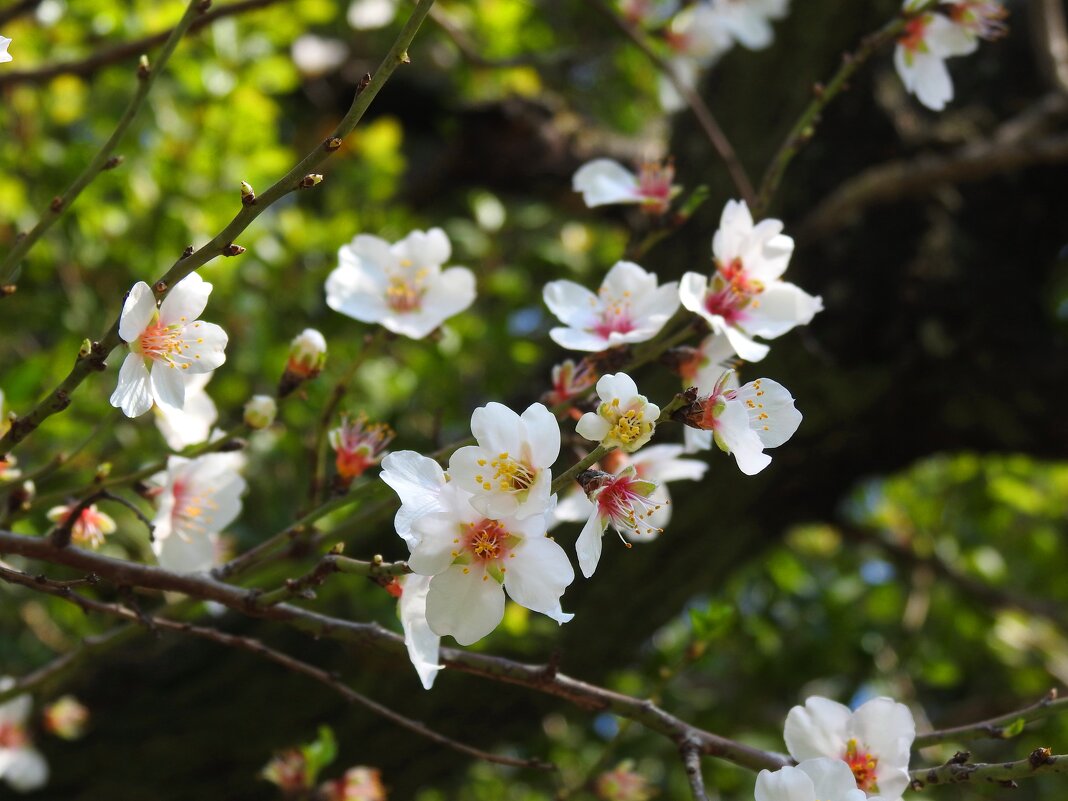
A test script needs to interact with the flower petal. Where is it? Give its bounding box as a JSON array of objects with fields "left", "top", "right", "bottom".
[
  {"left": 572, "top": 159, "right": 640, "bottom": 207},
  {"left": 398, "top": 574, "right": 444, "bottom": 690},
  {"left": 110, "top": 352, "right": 154, "bottom": 418},
  {"left": 784, "top": 696, "right": 852, "bottom": 761},
  {"left": 118, "top": 282, "right": 157, "bottom": 342},
  {"left": 160, "top": 272, "right": 212, "bottom": 326},
  {"left": 425, "top": 565, "right": 506, "bottom": 646},
  {"left": 504, "top": 536, "right": 575, "bottom": 622}
]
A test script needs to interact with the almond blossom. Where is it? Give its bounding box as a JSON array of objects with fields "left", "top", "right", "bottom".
[
  {"left": 110, "top": 273, "right": 228, "bottom": 418},
  {"left": 330, "top": 414, "right": 395, "bottom": 486},
  {"left": 321, "top": 767, "right": 387, "bottom": 801},
  {"left": 42, "top": 696, "right": 89, "bottom": 741},
  {"left": 755, "top": 758, "right": 867, "bottom": 801},
  {"left": 0, "top": 678, "right": 48, "bottom": 793},
  {"left": 397, "top": 573, "right": 443, "bottom": 690},
  {"left": 678, "top": 370, "right": 801, "bottom": 474},
  {"left": 574, "top": 467, "right": 664, "bottom": 577},
  {"left": 784, "top": 696, "right": 915, "bottom": 800},
  {"left": 0, "top": 37, "right": 11, "bottom": 64},
  {"left": 893, "top": 0, "right": 980, "bottom": 111},
  {"left": 325, "top": 228, "right": 476, "bottom": 340},
  {"left": 544, "top": 358, "right": 598, "bottom": 407},
  {"left": 46, "top": 503, "right": 116, "bottom": 549},
  {"left": 380, "top": 450, "right": 449, "bottom": 548},
  {"left": 711, "top": 0, "right": 790, "bottom": 51},
  {"left": 149, "top": 453, "right": 247, "bottom": 574},
  {"left": 572, "top": 159, "right": 681, "bottom": 215},
  {"left": 945, "top": 0, "right": 1008, "bottom": 42},
  {"left": 154, "top": 372, "right": 218, "bottom": 451},
  {"left": 544, "top": 261, "right": 680, "bottom": 352},
  {"left": 407, "top": 484, "right": 574, "bottom": 645},
  {"left": 576, "top": 373, "right": 660, "bottom": 453},
  {"left": 449, "top": 402, "right": 560, "bottom": 521},
  {"left": 286, "top": 328, "right": 328, "bottom": 380},
  {"left": 680, "top": 200, "right": 821, "bottom": 362}
]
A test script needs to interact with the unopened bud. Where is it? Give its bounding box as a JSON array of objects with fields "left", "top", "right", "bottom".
[
  {"left": 43, "top": 696, "right": 90, "bottom": 740},
  {"left": 224, "top": 243, "right": 246, "bottom": 257},
  {"left": 240, "top": 181, "right": 256, "bottom": 206},
  {"left": 103, "top": 155, "right": 124, "bottom": 170},
  {"left": 137, "top": 55, "right": 150, "bottom": 79},
  {"left": 279, "top": 328, "right": 327, "bottom": 397},
  {"left": 244, "top": 395, "right": 278, "bottom": 429},
  {"left": 299, "top": 174, "right": 324, "bottom": 189}
]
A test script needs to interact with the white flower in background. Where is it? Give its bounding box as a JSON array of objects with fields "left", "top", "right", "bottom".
[
  {"left": 150, "top": 453, "right": 247, "bottom": 574},
  {"left": 243, "top": 395, "right": 277, "bottom": 430},
  {"left": 347, "top": 0, "right": 398, "bottom": 29},
  {"left": 620, "top": 0, "right": 679, "bottom": 26},
  {"left": 893, "top": 0, "right": 979, "bottom": 111},
  {"left": 574, "top": 467, "right": 663, "bottom": 577},
  {"left": 0, "top": 455, "right": 18, "bottom": 481},
  {"left": 110, "top": 273, "right": 228, "bottom": 418},
  {"left": 545, "top": 358, "right": 598, "bottom": 406},
  {"left": 544, "top": 261, "right": 680, "bottom": 352},
  {"left": 291, "top": 34, "right": 348, "bottom": 77},
  {"left": 680, "top": 199, "right": 822, "bottom": 362},
  {"left": 576, "top": 373, "right": 660, "bottom": 453},
  {"left": 712, "top": 0, "right": 790, "bottom": 50},
  {"left": 0, "top": 677, "right": 49, "bottom": 792},
  {"left": 784, "top": 696, "right": 915, "bottom": 800},
  {"left": 380, "top": 450, "right": 449, "bottom": 547},
  {"left": 666, "top": 3, "right": 733, "bottom": 64},
  {"left": 0, "top": 37, "right": 11, "bottom": 64},
  {"left": 679, "top": 370, "right": 801, "bottom": 474},
  {"left": 945, "top": 0, "right": 1008, "bottom": 42},
  {"left": 397, "top": 573, "right": 443, "bottom": 690},
  {"left": 46, "top": 504, "right": 116, "bottom": 549},
  {"left": 572, "top": 159, "right": 681, "bottom": 215},
  {"left": 755, "top": 758, "right": 867, "bottom": 801},
  {"left": 408, "top": 484, "right": 574, "bottom": 645},
  {"left": 554, "top": 445, "right": 706, "bottom": 537},
  {"left": 325, "top": 228, "right": 476, "bottom": 340},
  {"left": 42, "top": 696, "right": 89, "bottom": 741},
  {"left": 154, "top": 372, "right": 218, "bottom": 451},
  {"left": 449, "top": 402, "right": 560, "bottom": 521},
  {"left": 331, "top": 414, "right": 395, "bottom": 486}
]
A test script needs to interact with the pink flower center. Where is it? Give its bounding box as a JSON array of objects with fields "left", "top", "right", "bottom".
[
  {"left": 463, "top": 519, "right": 509, "bottom": 563},
  {"left": 594, "top": 473, "right": 662, "bottom": 538},
  {"left": 947, "top": 0, "right": 1007, "bottom": 39},
  {"left": 591, "top": 288, "right": 637, "bottom": 340},
  {"left": 385, "top": 262, "right": 428, "bottom": 313},
  {"left": 636, "top": 160, "right": 675, "bottom": 214},
  {"left": 332, "top": 416, "right": 395, "bottom": 481},
  {"left": 899, "top": 15, "right": 931, "bottom": 53},
  {"left": 0, "top": 722, "right": 27, "bottom": 749},
  {"left": 704, "top": 258, "right": 762, "bottom": 324},
  {"left": 137, "top": 320, "right": 193, "bottom": 367},
  {"left": 844, "top": 739, "right": 880, "bottom": 793}
]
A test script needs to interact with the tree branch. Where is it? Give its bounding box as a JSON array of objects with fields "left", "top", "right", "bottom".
[
  {"left": 910, "top": 748, "right": 1068, "bottom": 788},
  {"left": 680, "top": 739, "right": 711, "bottom": 801},
  {"left": 915, "top": 689, "right": 1068, "bottom": 749}
]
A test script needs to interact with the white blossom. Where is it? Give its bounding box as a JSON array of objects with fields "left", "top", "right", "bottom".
[
  {"left": 397, "top": 573, "right": 443, "bottom": 690},
  {"left": 575, "top": 467, "right": 663, "bottom": 577},
  {"left": 46, "top": 504, "right": 116, "bottom": 549},
  {"left": 711, "top": 0, "right": 790, "bottom": 51},
  {"left": 571, "top": 159, "right": 680, "bottom": 215},
  {"left": 0, "top": 678, "right": 48, "bottom": 793},
  {"left": 149, "top": 453, "right": 247, "bottom": 574},
  {"left": 347, "top": 0, "right": 398, "bottom": 29},
  {"left": 110, "top": 273, "right": 228, "bottom": 418},
  {"left": 784, "top": 696, "right": 915, "bottom": 800},
  {"left": 326, "top": 228, "right": 476, "bottom": 340},
  {"left": 894, "top": 1, "right": 979, "bottom": 111},
  {"left": 154, "top": 372, "right": 218, "bottom": 451},
  {"left": 544, "top": 261, "right": 680, "bottom": 352},
  {"left": 407, "top": 484, "right": 574, "bottom": 645},
  {"left": 679, "top": 200, "right": 821, "bottom": 362},
  {"left": 287, "top": 328, "right": 327, "bottom": 379},
  {"left": 330, "top": 414, "right": 394, "bottom": 484},
  {"left": 755, "top": 758, "right": 867, "bottom": 801},
  {"left": 449, "top": 402, "right": 560, "bottom": 521},
  {"left": 380, "top": 450, "right": 449, "bottom": 548},
  {"left": 576, "top": 373, "right": 660, "bottom": 453}
]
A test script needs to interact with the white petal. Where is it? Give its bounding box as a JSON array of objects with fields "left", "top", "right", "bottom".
[
  {"left": 735, "top": 378, "right": 802, "bottom": 448},
  {"left": 521, "top": 403, "right": 561, "bottom": 469},
  {"left": 118, "top": 281, "right": 157, "bottom": 342},
  {"left": 380, "top": 451, "right": 448, "bottom": 545},
  {"left": 422, "top": 266, "right": 476, "bottom": 321},
  {"left": 153, "top": 529, "right": 218, "bottom": 573},
  {"left": 159, "top": 272, "right": 212, "bottom": 325},
  {"left": 504, "top": 536, "right": 575, "bottom": 622},
  {"left": 404, "top": 227, "right": 452, "bottom": 267},
  {"left": 575, "top": 412, "right": 611, "bottom": 443},
  {"left": 743, "top": 282, "right": 822, "bottom": 340},
  {"left": 926, "top": 13, "right": 978, "bottom": 57},
  {"left": 723, "top": 324, "right": 771, "bottom": 362},
  {"left": 596, "top": 372, "right": 639, "bottom": 403},
  {"left": 549, "top": 327, "right": 613, "bottom": 352},
  {"left": 631, "top": 444, "right": 708, "bottom": 482},
  {"left": 552, "top": 486, "right": 595, "bottom": 524},
  {"left": 425, "top": 566, "right": 506, "bottom": 646},
  {"left": 110, "top": 352, "right": 154, "bottom": 418},
  {"left": 409, "top": 512, "right": 463, "bottom": 575},
  {"left": 470, "top": 403, "right": 522, "bottom": 456},
  {"left": 798, "top": 758, "right": 867, "bottom": 801},
  {"left": 150, "top": 362, "right": 186, "bottom": 409},
  {"left": 2, "top": 748, "right": 49, "bottom": 792},
  {"left": 755, "top": 765, "right": 816, "bottom": 801},
  {"left": 913, "top": 52, "right": 953, "bottom": 111},
  {"left": 784, "top": 696, "right": 852, "bottom": 761},
  {"left": 678, "top": 272, "right": 711, "bottom": 317},
  {"left": 398, "top": 574, "right": 443, "bottom": 690},
  {"left": 851, "top": 697, "right": 915, "bottom": 768},
  {"left": 572, "top": 159, "right": 640, "bottom": 207},
  {"left": 154, "top": 373, "right": 217, "bottom": 451},
  {"left": 714, "top": 399, "right": 772, "bottom": 475},
  {"left": 175, "top": 321, "right": 228, "bottom": 372},
  {"left": 543, "top": 280, "right": 601, "bottom": 329},
  {"left": 575, "top": 511, "right": 606, "bottom": 578},
  {"left": 325, "top": 261, "right": 389, "bottom": 324}
]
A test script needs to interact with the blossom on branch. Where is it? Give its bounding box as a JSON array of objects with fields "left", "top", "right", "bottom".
[
  {"left": 755, "top": 758, "right": 866, "bottom": 801},
  {"left": 545, "top": 358, "right": 598, "bottom": 407},
  {"left": 680, "top": 200, "right": 821, "bottom": 362},
  {"left": 280, "top": 328, "right": 328, "bottom": 396},
  {"left": 330, "top": 414, "right": 394, "bottom": 486},
  {"left": 576, "top": 373, "right": 660, "bottom": 453},
  {"left": 544, "top": 261, "right": 680, "bottom": 352},
  {"left": 110, "top": 273, "right": 228, "bottom": 418},
  {"left": 149, "top": 453, "right": 247, "bottom": 574},
  {"left": 46, "top": 503, "right": 116, "bottom": 549},
  {"left": 396, "top": 574, "right": 443, "bottom": 690},
  {"left": 153, "top": 372, "right": 218, "bottom": 451},
  {"left": 893, "top": 0, "right": 980, "bottom": 111},
  {"left": 380, "top": 450, "right": 449, "bottom": 547},
  {"left": 42, "top": 696, "right": 89, "bottom": 741},
  {"left": 574, "top": 466, "right": 663, "bottom": 577},
  {"left": 0, "top": 677, "right": 48, "bottom": 793},
  {"left": 321, "top": 766, "right": 388, "bottom": 801},
  {"left": 326, "top": 228, "right": 476, "bottom": 340},
  {"left": 784, "top": 696, "right": 915, "bottom": 800},
  {"left": 449, "top": 402, "right": 560, "bottom": 520},
  {"left": 572, "top": 159, "right": 681, "bottom": 215},
  {"left": 407, "top": 484, "right": 574, "bottom": 646}
]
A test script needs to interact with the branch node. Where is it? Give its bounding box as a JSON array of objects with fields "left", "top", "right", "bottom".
[
  {"left": 154, "top": 280, "right": 168, "bottom": 294},
  {"left": 325, "top": 137, "right": 343, "bottom": 151},
  {"left": 180, "top": 246, "right": 194, "bottom": 259},
  {"left": 224, "top": 243, "right": 246, "bottom": 257},
  {"left": 103, "top": 155, "right": 124, "bottom": 170},
  {"left": 357, "top": 72, "right": 372, "bottom": 93},
  {"left": 298, "top": 174, "right": 324, "bottom": 189},
  {"left": 1029, "top": 747, "right": 1055, "bottom": 768},
  {"left": 137, "top": 55, "right": 151, "bottom": 80},
  {"left": 49, "top": 196, "right": 64, "bottom": 213}
]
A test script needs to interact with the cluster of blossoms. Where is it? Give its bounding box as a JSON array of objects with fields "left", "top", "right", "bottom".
[
  {"left": 893, "top": 0, "right": 1007, "bottom": 110},
  {"left": 758, "top": 695, "right": 916, "bottom": 801}
]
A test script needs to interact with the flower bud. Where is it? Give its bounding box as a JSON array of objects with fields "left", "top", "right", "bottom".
[
  {"left": 279, "top": 329, "right": 328, "bottom": 397},
  {"left": 320, "top": 766, "right": 386, "bottom": 801},
  {"left": 43, "top": 696, "right": 90, "bottom": 740},
  {"left": 244, "top": 395, "right": 278, "bottom": 429},
  {"left": 595, "top": 761, "right": 653, "bottom": 801},
  {"left": 330, "top": 414, "right": 394, "bottom": 485}
]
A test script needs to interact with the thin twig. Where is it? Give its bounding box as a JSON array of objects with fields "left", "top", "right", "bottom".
[
  {"left": 680, "top": 740, "right": 711, "bottom": 801},
  {"left": 0, "top": 0, "right": 288, "bottom": 88},
  {"left": 587, "top": 0, "right": 756, "bottom": 206},
  {"left": 0, "top": 0, "right": 438, "bottom": 455},
  {"left": 915, "top": 689, "right": 1068, "bottom": 749},
  {"left": 909, "top": 749, "right": 1068, "bottom": 787},
  {"left": 254, "top": 553, "right": 410, "bottom": 607},
  {"left": 0, "top": 0, "right": 207, "bottom": 287}
]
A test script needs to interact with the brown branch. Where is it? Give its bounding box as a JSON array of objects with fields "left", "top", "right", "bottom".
[
  {"left": 910, "top": 748, "right": 1068, "bottom": 788},
  {"left": 587, "top": 0, "right": 756, "bottom": 206},
  {"left": 0, "top": 0, "right": 288, "bottom": 88},
  {"left": 0, "top": 528, "right": 789, "bottom": 774},
  {"left": 681, "top": 740, "right": 710, "bottom": 801},
  {"left": 797, "top": 95, "right": 1068, "bottom": 241},
  {"left": 915, "top": 689, "right": 1068, "bottom": 749},
  {"left": 0, "top": 563, "right": 550, "bottom": 771}
]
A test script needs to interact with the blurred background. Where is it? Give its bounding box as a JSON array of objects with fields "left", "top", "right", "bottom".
[{"left": 1, "top": 0, "right": 1068, "bottom": 798}]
